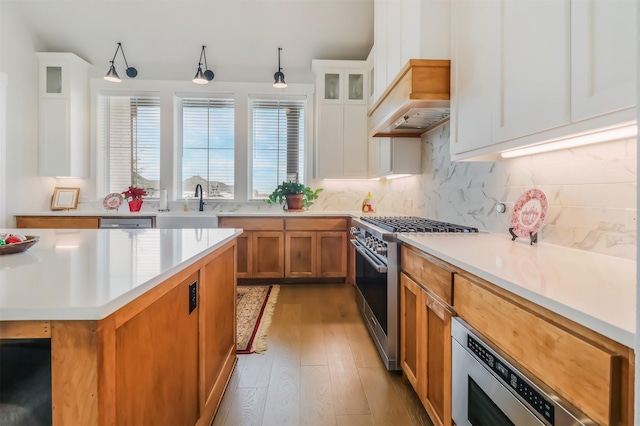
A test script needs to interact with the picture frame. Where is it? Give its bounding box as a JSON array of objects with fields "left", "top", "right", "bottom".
[{"left": 51, "top": 187, "right": 80, "bottom": 210}]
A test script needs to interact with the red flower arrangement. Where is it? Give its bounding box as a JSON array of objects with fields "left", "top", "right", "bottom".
[{"left": 122, "top": 186, "right": 147, "bottom": 201}]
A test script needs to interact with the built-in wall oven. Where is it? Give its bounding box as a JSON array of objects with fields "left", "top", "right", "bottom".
[
  {"left": 350, "top": 216, "right": 478, "bottom": 371},
  {"left": 452, "top": 318, "right": 594, "bottom": 426}
]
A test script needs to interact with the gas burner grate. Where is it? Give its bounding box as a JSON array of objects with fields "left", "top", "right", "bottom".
[{"left": 360, "top": 216, "right": 478, "bottom": 233}]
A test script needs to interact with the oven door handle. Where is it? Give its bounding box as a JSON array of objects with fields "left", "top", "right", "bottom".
[{"left": 350, "top": 239, "right": 388, "bottom": 273}]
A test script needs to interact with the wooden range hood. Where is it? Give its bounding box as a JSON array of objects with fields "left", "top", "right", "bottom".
[{"left": 368, "top": 59, "right": 450, "bottom": 137}]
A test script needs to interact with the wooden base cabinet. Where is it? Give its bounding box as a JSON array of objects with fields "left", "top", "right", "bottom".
[
  {"left": 317, "top": 231, "right": 347, "bottom": 277},
  {"left": 0, "top": 240, "right": 239, "bottom": 426},
  {"left": 17, "top": 216, "right": 100, "bottom": 229},
  {"left": 116, "top": 273, "right": 199, "bottom": 426},
  {"left": 285, "top": 231, "right": 317, "bottom": 277},
  {"left": 253, "top": 231, "right": 284, "bottom": 278},
  {"left": 400, "top": 273, "right": 421, "bottom": 389},
  {"left": 422, "top": 291, "right": 452, "bottom": 426},
  {"left": 454, "top": 274, "right": 630, "bottom": 426},
  {"left": 400, "top": 273, "right": 453, "bottom": 426},
  {"left": 220, "top": 216, "right": 348, "bottom": 281},
  {"left": 218, "top": 218, "right": 285, "bottom": 279}
]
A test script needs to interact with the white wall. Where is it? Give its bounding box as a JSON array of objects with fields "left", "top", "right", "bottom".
[
  {"left": 0, "top": 2, "right": 53, "bottom": 227},
  {"left": 0, "top": 72, "right": 7, "bottom": 227}
]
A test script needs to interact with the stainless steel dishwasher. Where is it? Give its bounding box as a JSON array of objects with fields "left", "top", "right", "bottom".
[{"left": 99, "top": 217, "right": 154, "bottom": 229}]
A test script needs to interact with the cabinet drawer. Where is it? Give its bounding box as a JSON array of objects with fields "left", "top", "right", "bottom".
[
  {"left": 454, "top": 274, "right": 620, "bottom": 426},
  {"left": 284, "top": 217, "right": 347, "bottom": 231},
  {"left": 218, "top": 217, "right": 283, "bottom": 231},
  {"left": 401, "top": 246, "right": 454, "bottom": 305},
  {"left": 16, "top": 216, "right": 99, "bottom": 229}
]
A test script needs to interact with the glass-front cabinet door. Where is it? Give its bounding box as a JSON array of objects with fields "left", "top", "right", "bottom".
[
  {"left": 347, "top": 73, "right": 364, "bottom": 101},
  {"left": 46, "top": 66, "right": 63, "bottom": 94},
  {"left": 324, "top": 73, "right": 341, "bottom": 101},
  {"left": 320, "top": 70, "right": 343, "bottom": 104}
]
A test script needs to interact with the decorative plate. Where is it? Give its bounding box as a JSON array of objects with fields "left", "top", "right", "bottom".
[
  {"left": 103, "top": 193, "right": 124, "bottom": 210},
  {"left": 510, "top": 189, "right": 548, "bottom": 238},
  {"left": 0, "top": 235, "right": 40, "bottom": 255}
]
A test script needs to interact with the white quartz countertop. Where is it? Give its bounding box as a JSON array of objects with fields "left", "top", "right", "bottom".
[
  {"left": 398, "top": 232, "right": 636, "bottom": 347},
  {"left": 0, "top": 228, "right": 242, "bottom": 321},
  {"left": 215, "top": 210, "right": 359, "bottom": 217},
  {"left": 16, "top": 210, "right": 362, "bottom": 218},
  {"left": 16, "top": 210, "right": 159, "bottom": 217}
]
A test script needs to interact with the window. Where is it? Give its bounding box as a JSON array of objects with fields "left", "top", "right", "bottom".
[
  {"left": 249, "top": 97, "right": 306, "bottom": 199},
  {"left": 180, "top": 97, "right": 235, "bottom": 199},
  {"left": 97, "top": 95, "right": 161, "bottom": 197}
]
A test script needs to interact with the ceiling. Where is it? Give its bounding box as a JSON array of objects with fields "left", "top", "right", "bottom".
[{"left": 9, "top": 0, "right": 374, "bottom": 83}]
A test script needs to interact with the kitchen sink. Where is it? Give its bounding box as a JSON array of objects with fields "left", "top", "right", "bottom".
[{"left": 155, "top": 213, "right": 218, "bottom": 229}]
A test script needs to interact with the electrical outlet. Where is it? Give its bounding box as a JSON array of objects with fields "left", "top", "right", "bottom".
[
  {"left": 625, "top": 209, "right": 637, "bottom": 231},
  {"left": 189, "top": 281, "right": 197, "bottom": 314}
]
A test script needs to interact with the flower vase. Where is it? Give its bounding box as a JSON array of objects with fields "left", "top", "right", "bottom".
[{"left": 128, "top": 199, "right": 143, "bottom": 212}]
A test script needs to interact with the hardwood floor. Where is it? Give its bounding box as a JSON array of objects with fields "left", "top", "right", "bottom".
[{"left": 213, "top": 284, "right": 432, "bottom": 426}]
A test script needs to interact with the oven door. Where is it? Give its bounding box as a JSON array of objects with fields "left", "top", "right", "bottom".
[
  {"left": 452, "top": 338, "right": 545, "bottom": 426},
  {"left": 352, "top": 239, "right": 388, "bottom": 335}
]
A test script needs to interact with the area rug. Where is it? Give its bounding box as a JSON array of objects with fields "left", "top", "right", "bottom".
[{"left": 236, "top": 285, "right": 280, "bottom": 354}]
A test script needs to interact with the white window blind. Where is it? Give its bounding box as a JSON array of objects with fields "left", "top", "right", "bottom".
[
  {"left": 97, "top": 95, "right": 161, "bottom": 197},
  {"left": 181, "top": 97, "right": 235, "bottom": 199},
  {"left": 250, "top": 98, "right": 306, "bottom": 199}
]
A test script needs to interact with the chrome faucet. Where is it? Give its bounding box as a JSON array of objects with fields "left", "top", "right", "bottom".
[{"left": 194, "top": 184, "right": 206, "bottom": 212}]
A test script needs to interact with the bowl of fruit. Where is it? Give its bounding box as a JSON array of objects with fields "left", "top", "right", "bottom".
[{"left": 0, "top": 234, "right": 40, "bottom": 255}]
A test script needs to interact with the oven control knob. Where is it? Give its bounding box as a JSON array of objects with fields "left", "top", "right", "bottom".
[
  {"left": 350, "top": 227, "right": 360, "bottom": 235},
  {"left": 376, "top": 245, "right": 387, "bottom": 255}
]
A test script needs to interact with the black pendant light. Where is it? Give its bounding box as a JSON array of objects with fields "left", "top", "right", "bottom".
[
  {"left": 104, "top": 42, "right": 137, "bottom": 83},
  {"left": 193, "top": 45, "right": 214, "bottom": 85},
  {"left": 273, "top": 47, "right": 287, "bottom": 88}
]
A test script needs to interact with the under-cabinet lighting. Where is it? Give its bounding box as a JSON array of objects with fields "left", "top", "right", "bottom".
[
  {"left": 385, "top": 174, "right": 412, "bottom": 180},
  {"left": 500, "top": 123, "right": 637, "bottom": 158},
  {"left": 55, "top": 244, "right": 79, "bottom": 249},
  {"left": 321, "top": 178, "right": 380, "bottom": 181}
]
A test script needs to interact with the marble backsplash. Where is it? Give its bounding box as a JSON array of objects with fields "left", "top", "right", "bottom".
[
  {"left": 311, "top": 123, "right": 637, "bottom": 260},
  {"left": 77, "top": 122, "right": 636, "bottom": 260}
]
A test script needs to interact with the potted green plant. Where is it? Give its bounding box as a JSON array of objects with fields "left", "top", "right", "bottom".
[{"left": 266, "top": 182, "right": 323, "bottom": 211}]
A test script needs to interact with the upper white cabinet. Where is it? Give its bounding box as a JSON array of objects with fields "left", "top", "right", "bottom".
[
  {"left": 450, "top": 0, "right": 637, "bottom": 160},
  {"left": 492, "top": 0, "right": 571, "bottom": 143},
  {"left": 450, "top": 0, "right": 497, "bottom": 155},
  {"left": 37, "top": 52, "right": 90, "bottom": 178},
  {"left": 366, "top": 47, "right": 375, "bottom": 110},
  {"left": 571, "top": 0, "right": 636, "bottom": 121},
  {"left": 313, "top": 60, "right": 369, "bottom": 179},
  {"left": 368, "top": 137, "right": 421, "bottom": 178}
]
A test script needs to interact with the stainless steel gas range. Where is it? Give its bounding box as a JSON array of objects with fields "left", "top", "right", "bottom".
[{"left": 350, "top": 216, "right": 478, "bottom": 370}]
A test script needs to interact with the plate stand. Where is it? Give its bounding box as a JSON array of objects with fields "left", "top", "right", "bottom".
[{"left": 509, "top": 228, "right": 538, "bottom": 245}]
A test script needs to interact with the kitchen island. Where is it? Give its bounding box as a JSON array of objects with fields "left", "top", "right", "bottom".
[{"left": 0, "top": 228, "right": 241, "bottom": 426}]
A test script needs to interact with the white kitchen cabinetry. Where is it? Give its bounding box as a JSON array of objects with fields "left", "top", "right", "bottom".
[
  {"left": 450, "top": 0, "right": 637, "bottom": 161},
  {"left": 37, "top": 52, "right": 90, "bottom": 178},
  {"left": 366, "top": 47, "right": 375, "bottom": 110},
  {"left": 313, "top": 60, "right": 368, "bottom": 179},
  {"left": 450, "top": 0, "right": 497, "bottom": 155},
  {"left": 571, "top": 0, "right": 636, "bottom": 122},
  {"left": 492, "top": 0, "right": 571, "bottom": 143},
  {"left": 368, "top": 137, "right": 421, "bottom": 178}
]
